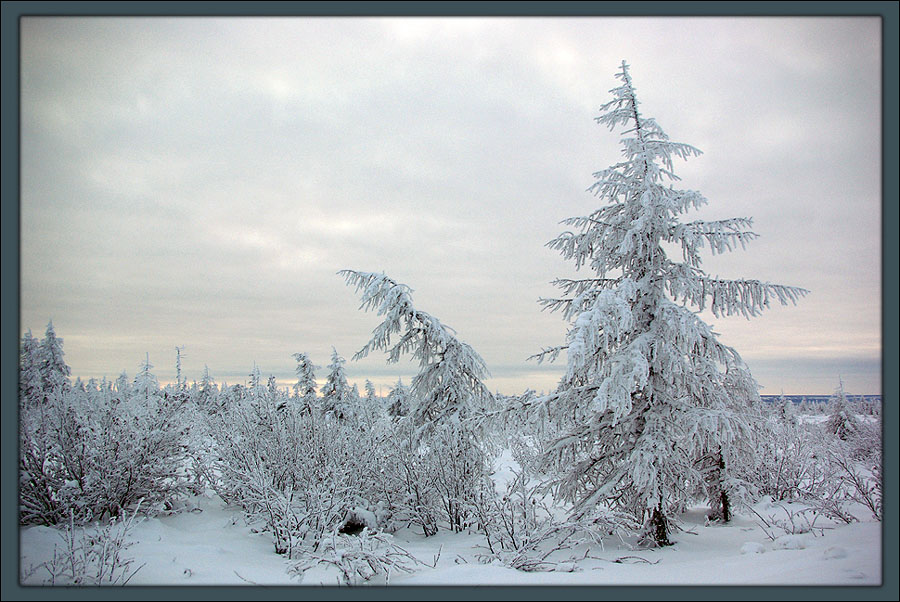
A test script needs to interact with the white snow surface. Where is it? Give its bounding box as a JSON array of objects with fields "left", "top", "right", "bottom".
[{"left": 20, "top": 467, "right": 882, "bottom": 587}]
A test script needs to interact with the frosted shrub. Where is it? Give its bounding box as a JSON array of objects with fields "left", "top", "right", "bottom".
[
  {"left": 290, "top": 529, "right": 419, "bottom": 585},
  {"left": 19, "top": 385, "right": 192, "bottom": 526},
  {"left": 23, "top": 507, "right": 144, "bottom": 586},
  {"left": 748, "top": 413, "right": 831, "bottom": 503},
  {"left": 470, "top": 470, "right": 633, "bottom": 572},
  {"left": 824, "top": 418, "right": 882, "bottom": 521},
  {"left": 207, "top": 397, "right": 353, "bottom": 556},
  {"left": 747, "top": 401, "right": 882, "bottom": 524},
  {"left": 205, "top": 385, "right": 403, "bottom": 557}
]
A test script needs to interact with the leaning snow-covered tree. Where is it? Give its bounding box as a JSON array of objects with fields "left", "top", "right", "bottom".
[
  {"left": 339, "top": 270, "right": 492, "bottom": 432},
  {"left": 340, "top": 270, "right": 494, "bottom": 533},
  {"left": 533, "top": 62, "right": 807, "bottom": 546}
]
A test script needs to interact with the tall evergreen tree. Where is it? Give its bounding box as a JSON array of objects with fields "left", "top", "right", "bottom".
[
  {"left": 533, "top": 62, "right": 807, "bottom": 545},
  {"left": 38, "top": 321, "right": 70, "bottom": 403}
]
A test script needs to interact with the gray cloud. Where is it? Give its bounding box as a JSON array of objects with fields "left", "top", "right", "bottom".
[{"left": 20, "top": 16, "right": 882, "bottom": 395}]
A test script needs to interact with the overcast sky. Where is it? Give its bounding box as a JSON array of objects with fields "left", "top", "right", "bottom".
[{"left": 19, "top": 16, "right": 882, "bottom": 396}]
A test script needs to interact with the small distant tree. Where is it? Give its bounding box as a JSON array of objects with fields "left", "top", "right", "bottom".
[
  {"left": 364, "top": 380, "right": 377, "bottom": 403},
  {"left": 775, "top": 392, "right": 798, "bottom": 427},
  {"left": 826, "top": 378, "right": 859, "bottom": 441},
  {"left": 19, "top": 329, "right": 43, "bottom": 407},
  {"left": 291, "top": 352, "right": 319, "bottom": 412},
  {"left": 132, "top": 353, "right": 159, "bottom": 405},
  {"left": 114, "top": 371, "right": 130, "bottom": 402},
  {"left": 386, "top": 378, "right": 410, "bottom": 420},
  {"left": 39, "top": 321, "right": 71, "bottom": 403},
  {"left": 532, "top": 62, "right": 807, "bottom": 545},
  {"left": 174, "top": 346, "right": 186, "bottom": 393},
  {"left": 321, "top": 349, "right": 352, "bottom": 421},
  {"left": 197, "top": 364, "right": 217, "bottom": 408}
]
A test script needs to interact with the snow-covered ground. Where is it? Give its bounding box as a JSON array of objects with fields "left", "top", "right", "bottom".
[{"left": 20, "top": 481, "right": 882, "bottom": 587}]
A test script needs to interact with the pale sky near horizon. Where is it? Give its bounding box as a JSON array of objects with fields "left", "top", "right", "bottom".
[{"left": 19, "top": 16, "right": 882, "bottom": 396}]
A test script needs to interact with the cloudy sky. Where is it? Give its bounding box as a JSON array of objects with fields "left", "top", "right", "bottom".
[{"left": 19, "top": 16, "right": 882, "bottom": 396}]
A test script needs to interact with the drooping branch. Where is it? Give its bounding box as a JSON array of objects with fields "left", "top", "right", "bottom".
[
  {"left": 671, "top": 218, "right": 760, "bottom": 267},
  {"left": 663, "top": 267, "right": 809, "bottom": 319},
  {"left": 339, "top": 270, "right": 491, "bottom": 427}
]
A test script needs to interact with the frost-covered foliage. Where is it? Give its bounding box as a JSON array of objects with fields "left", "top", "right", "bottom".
[
  {"left": 825, "top": 379, "right": 860, "bottom": 441},
  {"left": 320, "top": 349, "right": 353, "bottom": 422},
  {"left": 23, "top": 507, "right": 144, "bottom": 585},
  {"left": 206, "top": 392, "right": 356, "bottom": 557},
  {"left": 19, "top": 329, "right": 193, "bottom": 526},
  {"left": 39, "top": 321, "right": 71, "bottom": 402},
  {"left": 470, "top": 470, "right": 634, "bottom": 572},
  {"left": 743, "top": 397, "right": 882, "bottom": 524},
  {"left": 340, "top": 270, "right": 492, "bottom": 432},
  {"left": 289, "top": 529, "right": 421, "bottom": 585},
  {"left": 385, "top": 378, "right": 410, "bottom": 419},
  {"left": 531, "top": 62, "right": 807, "bottom": 546},
  {"left": 340, "top": 270, "right": 495, "bottom": 533},
  {"left": 19, "top": 329, "right": 44, "bottom": 407}
]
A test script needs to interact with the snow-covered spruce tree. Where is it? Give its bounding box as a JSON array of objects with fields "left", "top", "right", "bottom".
[
  {"left": 386, "top": 378, "right": 410, "bottom": 420},
  {"left": 533, "top": 62, "right": 807, "bottom": 546},
  {"left": 826, "top": 378, "right": 859, "bottom": 441},
  {"left": 340, "top": 270, "right": 492, "bottom": 432},
  {"left": 340, "top": 270, "right": 494, "bottom": 533},
  {"left": 132, "top": 353, "right": 159, "bottom": 405},
  {"left": 291, "top": 352, "right": 319, "bottom": 413},
  {"left": 19, "top": 329, "right": 44, "bottom": 408},
  {"left": 321, "top": 348, "right": 353, "bottom": 422},
  {"left": 39, "top": 321, "right": 71, "bottom": 404}
]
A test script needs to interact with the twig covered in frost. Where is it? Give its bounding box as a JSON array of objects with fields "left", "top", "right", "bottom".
[
  {"left": 24, "top": 505, "right": 144, "bottom": 586},
  {"left": 290, "top": 529, "right": 421, "bottom": 585}
]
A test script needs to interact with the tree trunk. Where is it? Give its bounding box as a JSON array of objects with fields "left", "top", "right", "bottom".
[
  {"left": 706, "top": 449, "right": 731, "bottom": 523},
  {"left": 650, "top": 504, "right": 671, "bottom": 547}
]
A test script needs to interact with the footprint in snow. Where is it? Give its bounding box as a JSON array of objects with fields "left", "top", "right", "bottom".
[{"left": 823, "top": 546, "right": 847, "bottom": 559}]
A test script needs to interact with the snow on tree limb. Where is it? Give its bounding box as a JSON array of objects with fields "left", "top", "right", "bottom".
[
  {"left": 532, "top": 61, "right": 804, "bottom": 545},
  {"left": 339, "top": 270, "right": 491, "bottom": 428}
]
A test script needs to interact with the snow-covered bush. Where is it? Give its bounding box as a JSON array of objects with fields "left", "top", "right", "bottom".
[
  {"left": 290, "top": 529, "right": 420, "bottom": 585},
  {"left": 22, "top": 506, "right": 144, "bottom": 585},
  {"left": 207, "top": 395, "right": 344, "bottom": 556},
  {"left": 205, "top": 378, "right": 401, "bottom": 557},
  {"left": 745, "top": 398, "right": 882, "bottom": 524},
  {"left": 19, "top": 330, "right": 193, "bottom": 526},
  {"left": 470, "top": 470, "right": 633, "bottom": 572},
  {"left": 747, "top": 407, "right": 831, "bottom": 503}
]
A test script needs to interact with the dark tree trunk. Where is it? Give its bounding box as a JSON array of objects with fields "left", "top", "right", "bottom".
[
  {"left": 721, "top": 487, "right": 731, "bottom": 523},
  {"left": 707, "top": 449, "right": 731, "bottom": 523},
  {"left": 650, "top": 504, "right": 671, "bottom": 547}
]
